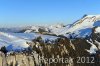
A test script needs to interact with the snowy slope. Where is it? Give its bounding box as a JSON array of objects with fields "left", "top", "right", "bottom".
[
  {"left": 24, "top": 23, "right": 71, "bottom": 35},
  {"left": 0, "top": 32, "right": 29, "bottom": 51},
  {"left": 0, "top": 32, "right": 59, "bottom": 51},
  {"left": 95, "top": 27, "right": 100, "bottom": 33},
  {"left": 48, "top": 24, "right": 71, "bottom": 35},
  {"left": 46, "top": 15, "right": 100, "bottom": 38},
  {"left": 67, "top": 15, "right": 100, "bottom": 32},
  {"left": 8, "top": 33, "right": 59, "bottom": 43},
  {"left": 64, "top": 15, "right": 100, "bottom": 38}
]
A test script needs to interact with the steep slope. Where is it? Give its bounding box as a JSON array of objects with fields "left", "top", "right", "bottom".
[{"left": 65, "top": 15, "right": 100, "bottom": 38}]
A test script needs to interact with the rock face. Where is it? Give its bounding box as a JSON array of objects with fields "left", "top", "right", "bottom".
[
  {"left": 0, "top": 52, "right": 35, "bottom": 66},
  {"left": 0, "top": 37, "right": 100, "bottom": 66}
]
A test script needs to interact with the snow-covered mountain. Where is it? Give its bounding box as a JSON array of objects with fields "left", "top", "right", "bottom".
[
  {"left": 22, "top": 23, "right": 71, "bottom": 35},
  {"left": 0, "top": 15, "right": 100, "bottom": 52},
  {"left": 65, "top": 15, "right": 100, "bottom": 38},
  {"left": 1, "top": 15, "right": 100, "bottom": 38},
  {"left": 24, "top": 15, "right": 100, "bottom": 38},
  {"left": 0, "top": 15, "right": 100, "bottom": 66}
]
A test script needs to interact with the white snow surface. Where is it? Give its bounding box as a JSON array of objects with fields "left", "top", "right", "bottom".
[
  {"left": 95, "top": 27, "right": 100, "bottom": 33},
  {"left": 86, "top": 40, "right": 98, "bottom": 54},
  {"left": 63, "top": 15, "right": 100, "bottom": 38},
  {"left": 0, "top": 32, "right": 58, "bottom": 52},
  {"left": 0, "top": 32, "right": 29, "bottom": 51},
  {"left": 24, "top": 24, "right": 71, "bottom": 35}
]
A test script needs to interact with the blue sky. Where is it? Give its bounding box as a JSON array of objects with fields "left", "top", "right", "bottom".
[{"left": 0, "top": 0, "right": 100, "bottom": 27}]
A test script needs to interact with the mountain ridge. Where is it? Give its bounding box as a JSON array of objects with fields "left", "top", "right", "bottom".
[{"left": 0, "top": 15, "right": 100, "bottom": 66}]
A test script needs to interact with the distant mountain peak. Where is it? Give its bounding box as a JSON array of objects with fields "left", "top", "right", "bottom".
[{"left": 0, "top": 15, "right": 100, "bottom": 38}]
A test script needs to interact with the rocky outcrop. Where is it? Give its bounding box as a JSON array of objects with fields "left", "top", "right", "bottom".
[
  {"left": 0, "top": 52, "right": 35, "bottom": 66},
  {"left": 0, "top": 37, "right": 100, "bottom": 66}
]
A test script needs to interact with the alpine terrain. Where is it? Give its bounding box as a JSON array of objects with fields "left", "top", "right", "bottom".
[{"left": 0, "top": 15, "right": 100, "bottom": 66}]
